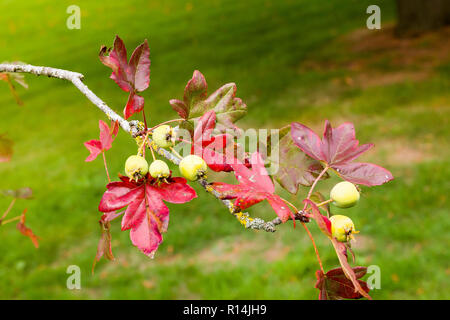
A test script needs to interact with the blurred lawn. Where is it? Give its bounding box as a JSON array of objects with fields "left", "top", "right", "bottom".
[{"left": 0, "top": 0, "right": 449, "bottom": 299}]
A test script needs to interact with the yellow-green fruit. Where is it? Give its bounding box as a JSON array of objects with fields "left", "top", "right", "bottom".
[
  {"left": 179, "top": 155, "right": 207, "bottom": 181},
  {"left": 152, "top": 125, "right": 174, "bottom": 148},
  {"left": 149, "top": 160, "right": 170, "bottom": 179},
  {"left": 125, "top": 155, "right": 149, "bottom": 180},
  {"left": 330, "top": 181, "right": 360, "bottom": 208},
  {"left": 330, "top": 215, "right": 358, "bottom": 242}
]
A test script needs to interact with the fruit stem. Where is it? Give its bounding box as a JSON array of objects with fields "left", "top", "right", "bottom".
[
  {"left": 304, "top": 165, "right": 329, "bottom": 209},
  {"left": 142, "top": 109, "right": 148, "bottom": 130},
  {"left": 139, "top": 130, "right": 152, "bottom": 156},
  {"left": 1, "top": 198, "right": 16, "bottom": 220},
  {"left": 102, "top": 152, "right": 111, "bottom": 183},
  {"left": 176, "top": 137, "right": 192, "bottom": 144},
  {"left": 301, "top": 222, "right": 325, "bottom": 274},
  {"left": 169, "top": 147, "right": 183, "bottom": 160},
  {"left": 317, "top": 198, "right": 333, "bottom": 206},
  {"left": 149, "top": 142, "right": 157, "bottom": 161},
  {"left": 149, "top": 118, "right": 184, "bottom": 131}
]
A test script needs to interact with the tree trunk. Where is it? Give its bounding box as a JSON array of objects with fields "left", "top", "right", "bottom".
[{"left": 396, "top": 0, "right": 450, "bottom": 36}]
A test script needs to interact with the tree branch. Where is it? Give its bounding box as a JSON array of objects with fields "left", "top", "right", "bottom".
[{"left": 0, "top": 63, "right": 280, "bottom": 232}]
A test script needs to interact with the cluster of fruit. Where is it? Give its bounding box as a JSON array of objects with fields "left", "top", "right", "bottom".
[
  {"left": 329, "top": 181, "right": 360, "bottom": 242},
  {"left": 125, "top": 125, "right": 207, "bottom": 182},
  {"left": 127, "top": 124, "right": 361, "bottom": 244}
]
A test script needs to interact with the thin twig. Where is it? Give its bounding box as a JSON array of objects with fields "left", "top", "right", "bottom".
[
  {"left": 1, "top": 198, "right": 16, "bottom": 220},
  {"left": 1, "top": 215, "right": 21, "bottom": 225}
]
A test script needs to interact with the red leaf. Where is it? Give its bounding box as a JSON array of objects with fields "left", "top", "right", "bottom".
[
  {"left": 99, "top": 36, "right": 132, "bottom": 92},
  {"left": 99, "top": 36, "right": 151, "bottom": 119},
  {"left": 315, "top": 267, "right": 370, "bottom": 300},
  {"left": 128, "top": 39, "right": 150, "bottom": 92},
  {"left": 84, "top": 140, "right": 102, "bottom": 162},
  {"left": 98, "top": 174, "right": 197, "bottom": 258},
  {"left": 92, "top": 213, "right": 119, "bottom": 273},
  {"left": 169, "top": 99, "right": 189, "bottom": 119},
  {"left": 124, "top": 92, "right": 145, "bottom": 120},
  {"left": 16, "top": 209, "right": 39, "bottom": 248},
  {"left": 212, "top": 152, "right": 294, "bottom": 222},
  {"left": 303, "top": 199, "right": 331, "bottom": 236},
  {"left": 333, "top": 162, "right": 394, "bottom": 186},
  {"left": 183, "top": 70, "right": 208, "bottom": 108},
  {"left": 191, "top": 110, "right": 234, "bottom": 172},
  {"left": 84, "top": 120, "right": 119, "bottom": 162},
  {"left": 330, "top": 239, "right": 372, "bottom": 300},
  {"left": 304, "top": 199, "right": 371, "bottom": 300},
  {"left": 291, "top": 120, "right": 393, "bottom": 186}
]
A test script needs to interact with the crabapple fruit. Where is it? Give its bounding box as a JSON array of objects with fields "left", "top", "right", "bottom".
[
  {"left": 152, "top": 125, "right": 174, "bottom": 148},
  {"left": 125, "top": 155, "right": 149, "bottom": 180},
  {"left": 149, "top": 160, "right": 170, "bottom": 179},
  {"left": 179, "top": 154, "right": 207, "bottom": 181},
  {"left": 330, "top": 214, "right": 358, "bottom": 242},
  {"left": 330, "top": 181, "right": 360, "bottom": 208}
]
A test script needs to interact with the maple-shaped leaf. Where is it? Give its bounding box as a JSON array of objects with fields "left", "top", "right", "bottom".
[
  {"left": 268, "top": 125, "right": 327, "bottom": 194},
  {"left": 191, "top": 110, "right": 235, "bottom": 172},
  {"left": 16, "top": 209, "right": 39, "bottom": 248},
  {"left": 99, "top": 36, "right": 151, "bottom": 119},
  {"left": 84, "top": 120, "right": 119, "bottom": 162},
  {"left": 304, "top": 199, "right": 371, "bottom": 300},
  {"left": 212, "top": 152, "right": 294, "bottom": 222},
  {"left": 0, "top": 133, "right": 13, "bottom": 163},
  {"left": 291, "top": 120, "right": 393, "bottom": 186},
  {"left": 315, "top": 267, "right": 370, "bottom": 300},
  {"left": 169, "top": 70, "right": 247, "bottom": 133},
  {"left": 98, "top": 174, "right": 197, "bottom": 258}
]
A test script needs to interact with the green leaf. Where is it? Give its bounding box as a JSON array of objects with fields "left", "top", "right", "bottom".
[
  {"left": 269, "top": 128, "right": 325, "bottom": 194},
  {"left": 171, "top": 71, "right": 247, "bottom": 132}
]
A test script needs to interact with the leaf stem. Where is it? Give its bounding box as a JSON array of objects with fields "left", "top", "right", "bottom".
[
  {"left": 301, "top": 222, "right": 325, "bottom": 274},
  {"left": 5, "top": 74, "right": 23, "bottom": 105},
  {"left": 102, "top": 152, "right": 111, "bottom": 183},
  {"left": 1, "top": 198, "right": 16, "bottom": 220},
  {"left": 303, "top": 165, "right": 329, "bottom": 210},
  {"left": 176, "top": 137, "right": 192, "bottom": 144},
  {"left": 138, "top": 130, "right": 152, "bottom": 157},
  {"left": 1, "top": 215, "right": 21, "bottom": 225},
  {"left": 280, "top": 197, "right": 324, "bottom": 273}
]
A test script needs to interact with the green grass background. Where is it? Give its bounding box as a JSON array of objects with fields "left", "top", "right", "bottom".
[{"left": 0, "top": 0, "right": 449, "bottom": 299}]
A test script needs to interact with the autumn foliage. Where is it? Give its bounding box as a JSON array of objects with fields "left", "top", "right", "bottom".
[{"left": 1, "top": 35, "right": 394, "bottom": 300}]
